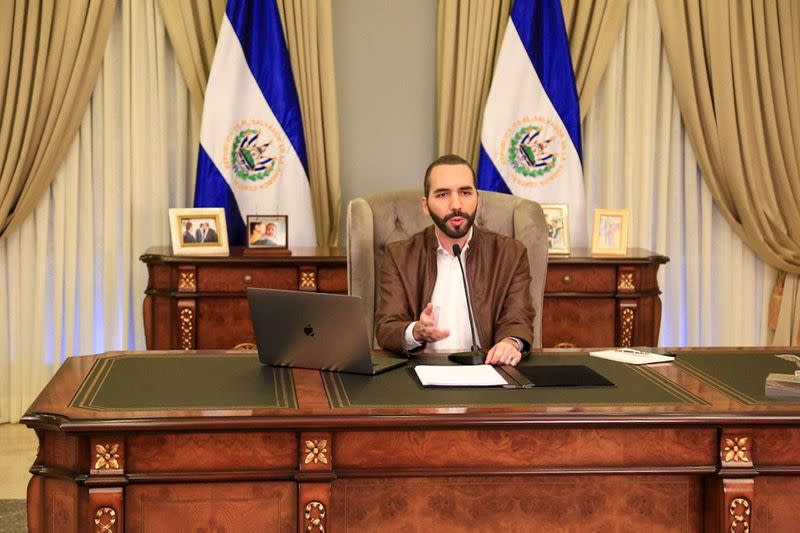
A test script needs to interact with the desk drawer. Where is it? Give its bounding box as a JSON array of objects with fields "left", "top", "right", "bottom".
[
  {"left": 545, "top": 265, "right": 616, "bottom": 293},
  {"left": 542, "top": 297, "right": 616, "bottom": 347},
  {"left": 196, "top": 297, "right": 255, "bottom": 349},
  {"left": 197, "top": 266, "right": 299, "bottom": 292}
]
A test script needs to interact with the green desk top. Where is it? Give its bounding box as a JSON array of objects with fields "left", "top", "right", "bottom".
[
  {"left": 323, "top": 355, "right": 706, "bottom": 408},
  {"left": 674, "top": 350, "right": 800, "bottom": 405},
  {"left": 71, "top": 354, "right": 296, "bottom": 410}
]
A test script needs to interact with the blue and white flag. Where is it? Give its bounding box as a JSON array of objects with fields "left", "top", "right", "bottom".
[
  {"left": 477, "top": 0, "right": 586, "bottom": 246},
  {"left": 194, "top": 0, "right": 316, "bottom": 246}
]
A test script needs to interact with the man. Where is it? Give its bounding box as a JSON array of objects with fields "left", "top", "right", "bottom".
[
  {"left": 250, "top": 221, "right": 278, "bottom": 246},
  {"left": 182, "top": 221, "right": 197, "bottom": 243},
  {"left": 196, "top": 222, "right": 219, "bottom": 243},
  {"left": 375, "top": 154, "right": 535, "bottom": 366}
]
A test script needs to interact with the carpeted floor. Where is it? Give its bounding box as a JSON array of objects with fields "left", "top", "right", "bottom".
[{"left": 0, "top": 500, "right": 26, "bottom": 533}]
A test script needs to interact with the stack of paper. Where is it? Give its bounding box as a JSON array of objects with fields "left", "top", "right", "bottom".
[
  {"left": 589, "top": 349, "right": 674, "bottom": 365},
  {"left": 414, "top": 365, "right": 507, "bottom": 387}
]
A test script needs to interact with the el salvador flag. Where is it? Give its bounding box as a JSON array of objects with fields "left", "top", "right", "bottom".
[
  {"left": 194, "top": 0, "right": 316, "bottom": 247},
  {"left": 477, "top": 0, "right": 586, "bottom": 246}
]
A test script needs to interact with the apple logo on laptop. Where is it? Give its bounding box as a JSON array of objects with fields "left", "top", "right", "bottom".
[{"left": 303, "top": 324, "right": 315, "bottom": 337}]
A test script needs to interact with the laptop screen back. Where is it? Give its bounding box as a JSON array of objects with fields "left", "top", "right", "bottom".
[{"left": 247, "top": 288, "right": 374, "bottom": 373}]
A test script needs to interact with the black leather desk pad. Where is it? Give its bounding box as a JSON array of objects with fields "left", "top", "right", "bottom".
[
  {"left": 516, "top": 365, "right": 614, "bottom": 387},
  {"left": 673, "top": 350, "right": 800, "bottom": 405},
  {"left": 323, "top": 354, "right": 705, "bottom": 408},
  {"left": 71, "top": 354, "right": 297, "bottom": 410}
]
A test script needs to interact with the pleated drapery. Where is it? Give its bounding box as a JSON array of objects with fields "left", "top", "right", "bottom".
[
  {"left": 436, "top": 0, "right": 511, "bottom": 165},
  {"left": 156, "top": 0, "right": 226, "bottom": 115},
  {"left": 0, "top": 0, "right": 199, "bottom": 423},
  {"left": 583, "top": 0, "right": 775, "bottom": 346},
  {"left": 276, "top": 0, "right": 342, "bottom": 246},
  {"left": 656, "top": 0, "right": 800, "bottom": 343},
  {"left": 0, "top": 0, "right": 115, "bottom": 238},
  {"left": 562, "top": 0, "right": 629, "bottom": 120}
]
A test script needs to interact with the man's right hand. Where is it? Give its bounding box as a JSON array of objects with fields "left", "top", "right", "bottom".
[{"left": 412, "top": 303, "right": 450, "bottom": 343}]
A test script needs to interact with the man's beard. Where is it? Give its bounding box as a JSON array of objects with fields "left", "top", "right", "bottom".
[{"left": 429, "top": 209, "right": 476, "bottom": 239}]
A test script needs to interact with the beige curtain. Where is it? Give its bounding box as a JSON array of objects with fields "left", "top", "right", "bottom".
[
  {"left": 436, "top": 0, "right": 511, "bottom": 164},
  {"left": 0, "top": 0, "right": 198, "bottom": 423},
  {"left": 157, "top": 0, "right": 342, "bottom": 246},
  {"left": 562, "top": 0, "right": 629, "bottom": 120},
  {"left": 277, "top": 0, "right": 342, "bottom": 246},
  {"left": 656, "top": 1, "right": 800, "bottom": 344},
  {"left": 436, "top": 0, "right": 627, "bottom": 164},
  {"left": 156, "top": 0, "right": 226, "bottom": 115},
  {"left": 0, "top": 0, "right": 115, "bottom": 238},
  {"left": 584, "top": 0, "right": 775, "bottom": 346}
]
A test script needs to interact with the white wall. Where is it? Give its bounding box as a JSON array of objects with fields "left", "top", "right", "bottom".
[{"left": 332, "top": 0, "right": 438, "bottom": 244}]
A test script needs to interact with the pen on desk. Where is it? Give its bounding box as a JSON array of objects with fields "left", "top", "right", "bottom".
[{"left": 617, "top": 348, "right": 647, "bottom": 356}]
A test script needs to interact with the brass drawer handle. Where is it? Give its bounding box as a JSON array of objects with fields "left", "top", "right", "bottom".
[
  {"left": 562, "top": 274, "right": 571, "bottom": 284},
  {"left": 243, "top": 274, "right": 253, "bottom": 284},
  {"left": 555, "top": 342, "right": 576, "bottom": 348},
  {"left": 233, "top": 342, "right": 257, "bottom": 351}
]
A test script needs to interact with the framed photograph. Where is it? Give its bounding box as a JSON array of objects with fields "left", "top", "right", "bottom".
[
  {"left": 591, "top": 208, "right": 629, "bottom": 256},
  {"left": 247, "top": 215, "right": 288, "bottom": 249},
  {"left": 169, "top": 208, "right": 229, "bottom": 256},
  {"left": 541, "top": 204, "right": 570, "bottom": 255}
]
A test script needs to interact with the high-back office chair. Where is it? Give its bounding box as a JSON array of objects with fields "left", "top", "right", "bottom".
[{"left": 347, "top": 189, "right": 549, "bottom": 348}]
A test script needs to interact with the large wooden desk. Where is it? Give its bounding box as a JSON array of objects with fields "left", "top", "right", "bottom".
[
  {"left": 141, "top": 246, "right": 667, "bottom": 350},
  {"left": 23, "top": 348, "right": 800, "bottom": 532}
]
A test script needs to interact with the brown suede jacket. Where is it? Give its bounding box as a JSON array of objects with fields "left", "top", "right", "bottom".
[{"left": 375, "top": 225, "right": 535, "bottom": 354}]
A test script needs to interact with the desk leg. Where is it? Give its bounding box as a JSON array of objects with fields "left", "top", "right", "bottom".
[
  {"left": 707, "top": 431, "right": 756, "bottom": 532},
  {"left": 87, "top": 437, "right": 126, "bottom": 533},
  {"left": 298, "top": 432, "right": 333, "bottom": 532},
  {"left": 299, "top": 483, "right": 331, "bottom": 533},
  {"left": 618, "top": 301, "right": 637, "bottom": 348},
  {"left": 89, "top": 488, "right": 124, "bottom": 533}
]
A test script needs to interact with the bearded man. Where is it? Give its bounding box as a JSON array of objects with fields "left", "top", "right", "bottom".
[{"left": 375, "top": 154, "right": 535, "bottom": 366}]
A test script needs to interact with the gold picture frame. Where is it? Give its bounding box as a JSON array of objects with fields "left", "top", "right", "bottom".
[
  {"left": 169, "top": 207, "right": 229, "bottom": 256},
  {"left": 541, "top": 204, "right": 570, "bottom": 255},
  {"left": 591, "top": 208, "right": 629, "bottom": 256}
]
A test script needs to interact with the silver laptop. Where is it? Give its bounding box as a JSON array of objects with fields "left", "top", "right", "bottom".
[{"left": 247, "top": 288, "right": 407, "bottom": 375}]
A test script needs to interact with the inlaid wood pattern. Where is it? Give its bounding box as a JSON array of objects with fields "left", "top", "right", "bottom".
[
  {"left": 541, "top": 298, "right": 616, "bottom": 347},
  {"left": 334, "top": 428, "right": 716, "bottom": 469},
  {"left": 748, "top": 428, "right": 800, "bottom": 465},
  {"left": 331, "top": 475, "right": 702, "bottom": 532},
  {"left": 126, "top": 482, "right": 295, "bottom": 532},
  {"left": 754, "top": 477, "right": 800, "bottom": 532},
  {"left": 126, "top": 432, "right": 296, "bottom": 472},
  {"left": 47, "top": 480, "right": 78, "bottom": 533}
]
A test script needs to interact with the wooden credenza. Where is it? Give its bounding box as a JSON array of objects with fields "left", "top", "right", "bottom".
[
  {"left": 141, "top": 246, "right": 348, "bottom": 350},
  {"left": 543, "top": 247, "right": 668, "bottom": 348},
  {"left": 141, "top": 246, "right": 667, "bottom": 350}
]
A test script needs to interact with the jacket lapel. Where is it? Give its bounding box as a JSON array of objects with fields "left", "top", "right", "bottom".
[{"left": 420, "top": 226, "right": 438, "bottom": 313}]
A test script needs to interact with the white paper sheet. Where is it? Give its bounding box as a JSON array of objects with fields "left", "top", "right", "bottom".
[
  {"left": 589, "top": 349, "right": 675, "bottom": 365},
  {"left": 414, "top": 365, "right": 507, "bottom": 387}
]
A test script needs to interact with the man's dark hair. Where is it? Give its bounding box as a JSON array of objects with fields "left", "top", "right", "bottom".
[{"left": 423, "top": 154, "right": 477, "bottom": 197}]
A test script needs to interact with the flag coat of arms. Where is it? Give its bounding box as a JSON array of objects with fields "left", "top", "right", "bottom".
[
  {"left": 477, "top": 0, "right": 586, "bottom": 246},
  {"left": 194, "top": 0, "right": 316, "bottom": 246}
]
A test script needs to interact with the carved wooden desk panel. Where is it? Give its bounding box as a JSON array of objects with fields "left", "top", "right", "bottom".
[
  {"left": 23, "top": 348, "right": 800, "bottom": 533},
  {"left": 141, "top": 246, "right": 668, "bottom": 350},
  {"left": 141, "top": 246, "right": 348, "bottom": 350}
]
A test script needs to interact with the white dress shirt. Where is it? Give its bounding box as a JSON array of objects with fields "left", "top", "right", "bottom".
[{"left": 403, "top": 230, "right": 478, "bottom": 351}]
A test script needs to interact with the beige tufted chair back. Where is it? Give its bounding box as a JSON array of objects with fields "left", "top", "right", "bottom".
[{"left": 347, "top": 189, "right": 548, "bottom": 348}]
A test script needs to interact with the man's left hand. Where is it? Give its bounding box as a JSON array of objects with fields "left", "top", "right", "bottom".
[{"left": 485, "top": 338, "right": 522, "bottom": 366}]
